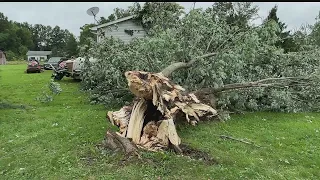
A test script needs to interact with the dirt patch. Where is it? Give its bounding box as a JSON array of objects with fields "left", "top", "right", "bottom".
[
  {"left": 179, "top": 144, "right": 218, "bottom": 165},
  {"left": 80, "top": 155, "right": 97, "bottom": 166}
]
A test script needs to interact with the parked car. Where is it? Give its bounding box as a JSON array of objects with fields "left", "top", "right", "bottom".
[
  {"left": 43, "top": 57, "right": 67, "bottom": 70},
  {"left": 26, "top": 59, "right": 42, "bottom": 73}
]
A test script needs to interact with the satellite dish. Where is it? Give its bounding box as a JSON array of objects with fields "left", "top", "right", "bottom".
[
  {"left": 86, "top": 7, "right": 99, "bottom": 24},
  {"left": 87, "top": 7, "right": 99, "bottom": 17}
]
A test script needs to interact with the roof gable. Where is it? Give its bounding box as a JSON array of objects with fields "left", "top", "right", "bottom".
[{"left": 91, "top": 15, "right": 137, "bottom": 31}]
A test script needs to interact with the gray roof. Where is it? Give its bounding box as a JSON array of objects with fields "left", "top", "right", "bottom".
[
  {"left": 26, "top": 51, "right": 52, "bottom": 56},
  {"left": 91, "top": 15, "right": 136, "bottom": 31}
]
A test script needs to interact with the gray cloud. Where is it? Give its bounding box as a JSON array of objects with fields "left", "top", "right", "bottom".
[
  {"left": 0, "top": 2, "right": 319, "bottom": 37},
  {"left": 253, "top": 2, "right": 319, "bottom": 31}
]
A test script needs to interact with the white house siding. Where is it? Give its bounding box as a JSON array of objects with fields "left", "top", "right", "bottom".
[
  {"left": 97, "top": 20, "right": 146, "bottom": 43},
  {"left": 27, "top": 55, "right": 48, "bottom": 61}
]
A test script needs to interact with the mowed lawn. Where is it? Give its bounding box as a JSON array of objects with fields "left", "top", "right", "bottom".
[{"left": 0, "top": 64, "right": 320, "bottom": 179}]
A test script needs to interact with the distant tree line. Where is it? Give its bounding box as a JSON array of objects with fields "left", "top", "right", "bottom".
[{"left": 0, "top": 12, "right": 79, "bottom": 61}]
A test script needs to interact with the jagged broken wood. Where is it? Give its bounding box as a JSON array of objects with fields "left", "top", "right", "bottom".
[{"left": 104, "top": 70, "right": 218, "bottom": 152}]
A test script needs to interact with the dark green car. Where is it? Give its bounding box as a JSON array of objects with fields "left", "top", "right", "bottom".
[{"left": 44, "top": 57, "right": 66, "bottom": 70}]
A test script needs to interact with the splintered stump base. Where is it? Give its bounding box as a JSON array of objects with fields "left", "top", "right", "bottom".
[{"left": 104, "top": 71, "right": 218, "bottom": 154}]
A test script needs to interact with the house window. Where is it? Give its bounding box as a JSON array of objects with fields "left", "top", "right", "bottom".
[{"left": 0, "top": 53, "right": 2, "bottom": 58}]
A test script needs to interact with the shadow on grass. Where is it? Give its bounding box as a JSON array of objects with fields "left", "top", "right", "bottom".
[
  {"left": 0, "top": 100, "right": 26, "bottom": 109},
  {"left": 55, "top": 78, "right": 82, "bottom": 84}
]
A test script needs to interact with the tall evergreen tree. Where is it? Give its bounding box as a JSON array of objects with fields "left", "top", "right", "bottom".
[{"left": 264, "top": 5, "right": 298, "bottom": 52}]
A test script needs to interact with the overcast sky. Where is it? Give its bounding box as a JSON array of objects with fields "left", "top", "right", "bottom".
[{"left": 0, "top": 2, "right": 319, "bottom": 38}]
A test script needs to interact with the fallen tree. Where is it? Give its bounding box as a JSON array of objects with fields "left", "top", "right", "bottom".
[
  {"left": 85, "top": 3, "right": 320, "bottom": 156},
  {"left": 100, "top": 55, "right": 319, "bottom": 155}
]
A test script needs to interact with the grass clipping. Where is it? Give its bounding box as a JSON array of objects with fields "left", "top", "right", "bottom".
[{"left": 105, "top": 71, "right": 218, "bottom": 153}]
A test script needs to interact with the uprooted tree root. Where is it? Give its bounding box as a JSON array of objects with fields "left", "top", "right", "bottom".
[{"left": 99, "top": 70, "right": 218, "bottom": 160}]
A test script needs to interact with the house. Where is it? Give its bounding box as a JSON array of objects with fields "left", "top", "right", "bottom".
[
  {"left": 26, "top": 51, "right": 52, "bottom": 61},
  {"left": 90, "top": 15, "right": 147, "bottom": 43},
  {"left": 0, "top": 50, "right": 7, "bottom": 65}
]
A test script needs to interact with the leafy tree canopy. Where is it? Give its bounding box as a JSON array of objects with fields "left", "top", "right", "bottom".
[{"left": 80, "top": 2, "right": 320, "bottom": 117}]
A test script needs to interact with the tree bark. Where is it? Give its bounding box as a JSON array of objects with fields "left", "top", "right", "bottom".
[
  {"left": 101, "top": 130, "right": 138, "bottom": 155},
  {"left": 105, "top": 71, "right": 218, "bottom": 153},
  {"left": 197, "top": 76, "right": 311, "bottom": 95},
  {"left": 160, "top": 52, "right": 216, "bottom": 77}
]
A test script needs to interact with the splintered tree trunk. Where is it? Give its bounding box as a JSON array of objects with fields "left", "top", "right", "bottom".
[
  {"left": 126, "top": 99, "right": 147, "bottom": 143},
  {"left": 102, "top": 70, "right": 218, "bottom": 153}
]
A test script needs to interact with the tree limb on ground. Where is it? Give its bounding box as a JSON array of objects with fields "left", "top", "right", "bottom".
[
  {"left": 197, "top": 76, "right": 312, "bottom": 95},
  {"left": 219, "top": 135, "right": 261, "bottom": 148}
]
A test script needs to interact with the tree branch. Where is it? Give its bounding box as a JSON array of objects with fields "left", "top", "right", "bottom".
[
  {"left": 160, "top": 18, "right": 266, "bottom": 78},
  {"left": 219, "top": 135, "right": 261, "bottom": 148},
  {"left": 105, "top": 88, "right": 129, "bottom": 94},
  {"left": 147, "top": 53, "right": 160, "bottom": 71},
  {"left": 192, "top": 2, "right": 196, "bottom": 10},
  {"left": 160, "top": 52, "right": 217, "bottom": 77},
  {"left": 197, "top": 76, "right": 311, "bottom": 95}
]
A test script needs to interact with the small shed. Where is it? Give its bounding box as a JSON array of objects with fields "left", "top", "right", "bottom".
[
  {"left": 0, "top": 50, "right": 7, "bottom": 65},
  {"left": 26, "top": 51, "right": 52, "bottom": 61},
  {"left": 91, "top": 15, "right": 147, "bottom": 43}
]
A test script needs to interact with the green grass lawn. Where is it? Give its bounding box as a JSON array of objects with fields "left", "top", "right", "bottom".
[{"left": 1, "top": 64, "right": 319, "bottom": 179}]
